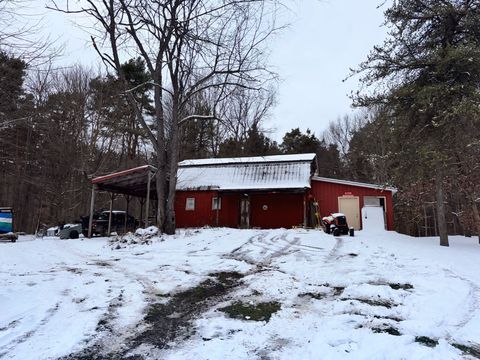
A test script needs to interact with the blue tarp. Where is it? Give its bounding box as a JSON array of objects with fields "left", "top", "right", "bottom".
[{"left": 0, "top": 210, "right": 13, "bottom": 233}]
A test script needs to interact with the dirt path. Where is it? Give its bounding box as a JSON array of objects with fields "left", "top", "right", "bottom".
[
  {"left": 58, "top": 230, "right": 320, "bottom": 360},
  {"left": 61, "top": 272, "right": 246, "bottom": 360}
]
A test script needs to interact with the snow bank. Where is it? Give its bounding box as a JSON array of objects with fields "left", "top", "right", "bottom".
[{"left": 1, "top": 228, "right": 479, "bottom": 359}]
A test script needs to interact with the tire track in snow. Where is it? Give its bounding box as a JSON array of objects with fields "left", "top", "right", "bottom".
[
  {"left": 4, "top": 246, "right": 159, "bottom": 360},
  {"left": 0, "top": 303, "right": 60, "bottom": 357},
  {"left": 230, "top": 232, "right": 270, "bottom": 255},
  {"left": 228, "top": 232, "right": 304, "bottom": 266},
  {"left": 61, "top": 244, "right": 159, "bottom": 295},
  {"left": 442, "top": 268, "right": 480, "bottom": 330},
  {"left": 325, "top": 236, "right": 344, "bottom": 262}
]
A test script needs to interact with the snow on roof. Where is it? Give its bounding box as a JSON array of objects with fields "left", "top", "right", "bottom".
[
  {"left": 312, "top": 176, "right": 397, "bottom": 194},
  {"left": 90, "top": 154, "right": 316, "bottom": 193},
  {"left": 178, "top": 153, "right": 316, "bottom": 167},
  {"left": 177, "top": 155, "right": 315, "bottom": 191}
]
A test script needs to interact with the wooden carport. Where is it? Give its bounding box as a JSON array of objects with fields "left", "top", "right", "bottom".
[{"left": 88, "top": 165, "right": 157, "bottom": 238}]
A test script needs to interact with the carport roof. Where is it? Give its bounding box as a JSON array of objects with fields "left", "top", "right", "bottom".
[{"left": 91, "top": 165, "right": 157, "bottom": 197}]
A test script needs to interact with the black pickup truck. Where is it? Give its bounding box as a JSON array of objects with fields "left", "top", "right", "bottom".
[{"left": 81, "top": 210, "right": 139, "bottom": 237}]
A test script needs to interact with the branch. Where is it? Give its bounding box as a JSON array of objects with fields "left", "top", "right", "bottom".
[{"left": 178, "top": 114, "right": 218, "bottom": 126}]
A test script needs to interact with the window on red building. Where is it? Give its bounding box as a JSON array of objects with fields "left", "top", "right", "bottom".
[
  {"left": 186, "top": 198, "right": 195, "bottom": 211},
  {"left": 212, "top": 197, "right": 221, "bottom": 210}
]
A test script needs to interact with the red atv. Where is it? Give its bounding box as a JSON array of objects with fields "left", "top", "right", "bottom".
[{"left": 322, "top": 213, "right": 354, "bottom": 237}]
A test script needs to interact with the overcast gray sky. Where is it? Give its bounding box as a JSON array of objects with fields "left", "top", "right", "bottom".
[
  {"left": 268, "top": 1, "right": 388, "bottom": 140},
  {"left": 37, "top": 1, "right": 388, "bottom": 141}
]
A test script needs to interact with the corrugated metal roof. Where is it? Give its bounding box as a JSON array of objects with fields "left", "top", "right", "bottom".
[
  {"left": 177, "top": 155, "right": 314, "bottom": 191},
  {"left": 91, "top": 165, "right": 158, "bottom": 198},
  {"left": 312, "top": 176, "right": 397, "bottom": 194},
  {"left": 178, "top": 153, "right": 316, "bottom": 167},
  {"left": 91, "top": 165, "right": 157, "bottom": 185},
  {"left": 89, "top": 154, "right": 316, "bottom": 194}
]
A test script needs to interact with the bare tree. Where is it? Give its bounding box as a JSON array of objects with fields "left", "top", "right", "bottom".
[
  {"left": 0, "top": 0, "right": 60, "bottom": 65},
  {"left": 49, "top": 0, "right": 281, "bottom": 234},
  {"left": 219, "top": 86, "right": 276, "bottom": 144},
  {"left": 324, "top": 111, "right": 368, "bottom": 158}
]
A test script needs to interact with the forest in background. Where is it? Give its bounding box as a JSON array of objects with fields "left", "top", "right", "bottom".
[
  {"left": 0, "top": 0, "right": 479, "bottom": 242},
  {"left": 0, "top": 53, "right": 346, "bottom": 233}
]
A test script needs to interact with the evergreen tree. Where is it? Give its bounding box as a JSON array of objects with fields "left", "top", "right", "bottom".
[
  {"left": 218, "top": 124, "right": 280, "bottom": 157},
  {"left": 280, "top": 128, "right": 319, "bottom": 154},
  {"left": 352, "top": 0, "right": 480, "bottom": 246},
  {"left": 243, "top": 124, "right": 280, "bottom": 156},
  {"left": 0, "top": 52, "right": 35, "bottom": 231},
  {"left": 280, "top": 128, "right": 344, "bottom": 178},
  {"left": 179, "top": 99, "right": 216, "bottom": 160}
]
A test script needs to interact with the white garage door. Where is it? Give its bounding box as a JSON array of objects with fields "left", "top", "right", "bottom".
[{"left": 362, "top": 206, "right": 386, "bottom": 232}]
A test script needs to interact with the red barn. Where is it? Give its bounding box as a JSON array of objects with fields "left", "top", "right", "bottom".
[
  {"left": 310, "top": 177, "right": 396, "bottom": 231},
  {"left": 89, "top": 153, "right": 396, "bottom": 232},
  {"left": 174, "top": 154, "right": 396, "bottom": 230},
  {"left": 175, "top": 154, "right": 316, "bottom": 229}
]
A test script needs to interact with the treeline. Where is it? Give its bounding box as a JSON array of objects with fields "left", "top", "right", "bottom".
[
  {"left": 325, "top": 110, "right": 480, "bottom": 240},
  {"left": 343, "top": 0, "right": 480, "bottom": 244},
  {"left": 2, "top": 0, "right": 479, "bottom": 242},
  {"left": 2, "top": 48, "right": 479, "bottom": 239},
  {"left": 0, "top": 56, "right": 150, "bottom": 232},
  {"left": 0, "top": 52, "right": 346, "bottom": 233}
]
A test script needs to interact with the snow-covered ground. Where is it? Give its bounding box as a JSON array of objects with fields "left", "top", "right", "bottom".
[{"left": 1, "top": 227, "right": 479, "bottom": 359}]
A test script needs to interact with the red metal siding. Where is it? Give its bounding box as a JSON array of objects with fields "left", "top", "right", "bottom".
[
  {"left": 250, "top": 193, "right": 304, "bottom": 229},
  {"left": 310, "top": 180, "right": 395, "bottom": 230},
  {"left": 176, "top": 191, "right": 242, "bottom": 228},
  {"left": 175, "top": 183, "right": 392, "bottom": 230},
  {"left": 175, "top": 191, "right": 305, "bottom": 229},
  {"left": 175, "top": 191, "right": 219, "bottom": 228}
]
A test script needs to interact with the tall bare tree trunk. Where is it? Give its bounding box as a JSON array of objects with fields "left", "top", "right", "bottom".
[
  {"left": 154, "top": 79, "right": 167, "bottom": 231},
  {"left": 155, "top": 130, "right": 168, "bottom": 232},
  {"left": 165, "top": 100, "right": 180, "bottom": 235},
  {"left": 165, "top": 154, "right": 179, "bottom": 235},
  {"left": 155, "top": 166, "right": 166, "bottom": 230},
  {"left": 435, "top": 165, "right": 449, "bottom": 247}
]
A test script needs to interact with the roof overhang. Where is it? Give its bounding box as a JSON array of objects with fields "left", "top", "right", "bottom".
[
  {"left": 176, "top": 187, "right": 309, "bottom": 193},
  {"left": 312, "top": 176, "right": 398, "bottom": 194},
  {"left": 89, "top": 154, "right": 318, "bottom": 196},
  {"left": 217, "top": 187, "right": 308, "bottom": 194},
  {"left": 91, "top": 165, "right": 157, "bottom": 198}
]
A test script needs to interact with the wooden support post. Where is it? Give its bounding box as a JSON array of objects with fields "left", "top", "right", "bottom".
[
  {"left": 107, "top": 193, "right": 114, "bottom": 236},
  {"left": 88, "top": 185, "right": 96, "bottom": 238},
  {"left": 124, "top": 195, "right": 130, "bottom": 234},
  {"left": 139, "top": 198, "right": 145, "bottom": 227},
  {"left": 145, "top": 171, "right": 151, "bottom": 228}
]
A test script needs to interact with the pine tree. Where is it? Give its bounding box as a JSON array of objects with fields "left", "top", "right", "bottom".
[
  {"left": 0, "top": 52, "right": 34, "bottom": 231},
  {"left": 280, "top": 128, "right": 344, "bottom": 177},
  {"left": 353, "top": 0, "right": 480, "bottom": 246}
]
